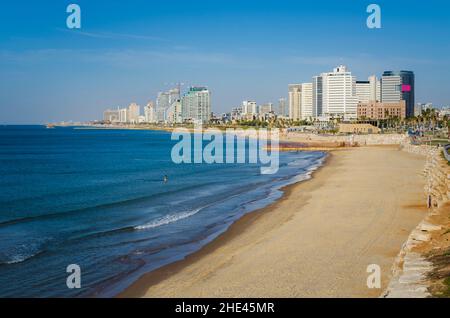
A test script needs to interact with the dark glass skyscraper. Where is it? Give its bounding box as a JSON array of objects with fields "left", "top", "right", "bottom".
[
  {"left": 312, "top": 76, "right": 323, "bottom": 117},
  {"left": 381, "top": 71, "right": 415, "bottom": 117}
]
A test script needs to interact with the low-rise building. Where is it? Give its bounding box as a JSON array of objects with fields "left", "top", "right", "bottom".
[
  {"left": 357, "top": 101, "right": 406, "bottom": 120},
  {"left": 103, "top": 108, "right": 120, "bottom": 123},
  {"left": 230, "top": 107, "right": 242, "bottom": 121},
  {"left": 338, "top": 123, "right": 380, "bottom": 134}
]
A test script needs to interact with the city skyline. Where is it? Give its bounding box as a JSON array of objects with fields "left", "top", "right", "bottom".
[
  {"left": 1, "top": 0, "right": 450, "bottom": 124},
  {"left": 102, "top": 65, "right": 416, "bottom": 124}
]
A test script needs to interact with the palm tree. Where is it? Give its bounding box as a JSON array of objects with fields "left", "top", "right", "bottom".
[
  {"left": 430, "top": 109, "right": 438, "bottom": 137},
  {"left": 443, "top": 115, "right": 450, "bottom": 139}
]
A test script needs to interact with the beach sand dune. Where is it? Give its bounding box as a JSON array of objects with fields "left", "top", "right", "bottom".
[{"left": 121, "top": 146, "right": 426, "bottom": 298}]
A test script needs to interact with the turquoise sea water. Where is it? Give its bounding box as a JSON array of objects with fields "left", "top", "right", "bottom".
[{"left": 0, "top": 126, "right": 326, "bottom": 297}]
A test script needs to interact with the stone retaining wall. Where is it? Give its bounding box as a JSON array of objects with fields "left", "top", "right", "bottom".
[
  {"left": 383, "top": 144, "right": 450, "bottom": 298},
  {"left": 400, "top": 142, "right": 449, "bottom": 208},
  {"left": 284, "top": 132, "right": 408, "bottom": 145}
]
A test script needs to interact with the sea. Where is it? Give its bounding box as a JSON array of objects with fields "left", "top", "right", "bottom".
[{"left": 0, "top": 125, "right": 326, "bottom": 297}]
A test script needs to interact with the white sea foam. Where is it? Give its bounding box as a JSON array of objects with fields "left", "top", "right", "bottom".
[
  {"left": 3, "top": 251, "right": 40, "bottom": 265},
  {"left": 134, "top": 208, "right": 202, "bottom": 230},
  {"left": 0, "top": 241, "right": 46, "bottom": 265},
  {"left": 287, "top": 158, "right": 309, "bottom": 167}
]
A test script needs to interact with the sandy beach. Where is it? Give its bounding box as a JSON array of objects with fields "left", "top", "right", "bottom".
[{"left": 121, "top": 146, "right": 427, "bottom": 298}]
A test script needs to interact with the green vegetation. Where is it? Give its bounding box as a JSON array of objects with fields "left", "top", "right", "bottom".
[
  {"left": 440, "top": 152, "right": 450, "bottom": 166},
  {"left": 237, "top": 119, "right": 269, "bottom": 128},
  {"left": 431, "top": 139, "right": 450, "bottom": 146},
  {"left": 235, "top": 118, "right": 311, "bottom": 129},
  {"left": 437, "top": 277, "right": 450, "bottom": 298},
  {"left": 361, "top": 108, "right": 449, "bottom": 135}
]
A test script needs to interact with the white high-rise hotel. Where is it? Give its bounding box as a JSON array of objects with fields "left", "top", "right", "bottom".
[
  {"left": 291, "top": 65, "right": 362, "bottom": 121},
  {"left": 321, "top": 65, "right": 357, "bottom": 120}
]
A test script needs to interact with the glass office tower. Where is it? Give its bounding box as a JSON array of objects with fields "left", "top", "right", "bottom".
[{"left": 381, "top": 71, "right": 415, "bottom": 118}]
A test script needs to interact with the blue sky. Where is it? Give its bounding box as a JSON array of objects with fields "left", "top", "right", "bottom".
[{"left": 1, "top": 0, "right": 450, "bottom": 124}]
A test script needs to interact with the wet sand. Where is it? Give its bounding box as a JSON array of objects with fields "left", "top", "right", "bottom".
[{"left": 120, "top": 146, "right": 427, "bottom": 298}]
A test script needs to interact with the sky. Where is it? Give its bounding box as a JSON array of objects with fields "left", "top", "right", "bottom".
[{"left": 1, "top": 0, "right": 450, "bottom": 124}]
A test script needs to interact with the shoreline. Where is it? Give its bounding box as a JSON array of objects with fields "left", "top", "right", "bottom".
[
  {"left": 120, "top": 145, "right": 427, "bottom": 297},
  {"left": 118, "top": 152, "right": 332, "bottom": 298},
  {"left": 117, "top": 145, "right": 426, "bottom": 298}
]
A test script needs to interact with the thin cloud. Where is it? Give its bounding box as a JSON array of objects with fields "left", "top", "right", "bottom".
[
  {"left": 90, "top": 49, "right": 236, "bottom": 67},
  {"left": 56, "top": 28, "right": 170, "bottom": 42},
  {"left": 284, "top": 56, "right": 349, "bottom": 66},
  {"left": 285, "top": 54, "right": 438, "bottom": 68},
  {"left": 0, "top": 48, "right": 236, "bottom": 68}
]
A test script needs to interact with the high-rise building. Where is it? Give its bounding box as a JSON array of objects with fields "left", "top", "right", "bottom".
[
  {"left": 376, "top": 80, "right": 381, "bottom": 102},
  {"left": 127, "top": 103, "right": 140, "bottom": 123},
  {"left": 301, "top": 83, "right": 313, "bottom": 120},
  {"left": 321, "top": 65, "right": 358, "bottom": 120},
  {"left": 288, "top": 84, "right": 302, "bottom": 120},
  {"left": 156, "top": 92, "right": 170, "bottom": 122},
  {"left": 166, "top": 99, "right": 183, "bottom": 124},
  {"left": 170, "top": 99, "right": 182, "bottom": 123},
  {"left": 289, "top": 83, "right": 313, "bottom": 121},
  {"left": 381, "top": 74, "right": 401, "bottom": 103},
  {"left": 156, "top": 88, "right": 180, "bottom": 122},
  {"left": 181, "top": 87, "right": 211, "bottom": 124},
  {"left": 119, "top": 108, "right": 128, "bottom": 123},
  {"left": 381, "top": 71, "right": 415, "bottom": 117},
  {"left": 368, "top": 75, "right": 381, "bottom": 102},
  {"left": 144, "top": 101, "right": 156, "bottom": 123},
  {"left": 168, "top": 88, "right": 180, "bottom": 104},
  {"left": 242, "top": 101, "right": 258, "bottom": 115},
  {"left": 312, "top": 76, "right": 323, "bottom": 118},
  {"left": 278, "top": 98, "right": 287, "bottom": 117},
  {"left": 356, "top": 81, "right": 371, "bottom": 103}
]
